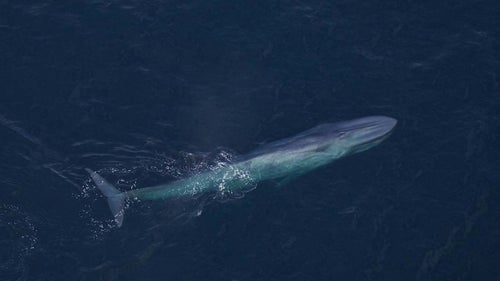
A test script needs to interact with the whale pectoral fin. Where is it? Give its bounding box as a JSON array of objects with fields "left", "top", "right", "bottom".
[{"left": 275, "top": 174, "right": 302, "bottom": 188}]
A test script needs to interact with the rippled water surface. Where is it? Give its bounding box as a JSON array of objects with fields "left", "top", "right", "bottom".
[{"left": 1, "top": 1, "right": 499, "bottom": 280}]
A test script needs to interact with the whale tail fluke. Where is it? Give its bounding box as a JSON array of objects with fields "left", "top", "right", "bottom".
[{"left": 86, "top": 169, "right": 126, "bottom": 227}]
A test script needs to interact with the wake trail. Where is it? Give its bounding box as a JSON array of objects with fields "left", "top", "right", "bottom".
[{"left": 0, "top": 112, "right": 81, "bottom": 190}]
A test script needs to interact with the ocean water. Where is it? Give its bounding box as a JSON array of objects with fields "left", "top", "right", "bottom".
[{"left": 1, "top": 1, "right": 499, "bottom": 280}]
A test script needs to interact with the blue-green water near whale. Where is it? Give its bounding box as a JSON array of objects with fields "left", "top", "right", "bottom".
[{"left": 1, "top": 1, "right": 499, "bottom": 280}]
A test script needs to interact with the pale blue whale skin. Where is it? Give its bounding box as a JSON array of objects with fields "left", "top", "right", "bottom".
[{"left": 87, "top": 116, "right": 397, "bottom": 227}]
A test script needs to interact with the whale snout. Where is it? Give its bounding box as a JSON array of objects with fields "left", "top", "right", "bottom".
[
  {"left": 338, "top": 116, "right": 397, "bottom": 152},
  {"left": 364, "top": 116, "right": 397, "bottom": 139}
]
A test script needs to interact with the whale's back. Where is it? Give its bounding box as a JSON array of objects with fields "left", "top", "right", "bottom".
[{"left": 238, "top": 124, "right": 335, "bottom": 161}]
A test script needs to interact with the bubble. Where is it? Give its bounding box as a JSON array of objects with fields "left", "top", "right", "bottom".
[
  {"left": 214, "top": 164, "right": 257, "bottom": 202},
  {"left": 0, "top": 204, "right": 38, "bottom": 280}
]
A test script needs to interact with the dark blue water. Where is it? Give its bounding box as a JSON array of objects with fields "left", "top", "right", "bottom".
[{"left": 1, "top": 1, "right": 499, "bottom": 280}]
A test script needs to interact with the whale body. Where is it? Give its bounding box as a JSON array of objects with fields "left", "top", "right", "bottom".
[{"left": 87, "top": 116, "right": 397, "bottom": 227}]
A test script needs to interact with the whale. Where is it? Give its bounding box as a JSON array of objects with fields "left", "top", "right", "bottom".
[{"left": 87, "top": 116, "right": 397, "bottom": 227}]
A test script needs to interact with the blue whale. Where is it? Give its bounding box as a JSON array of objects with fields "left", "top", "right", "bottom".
[{"left": 87, "top": 116, "right": 397, "bottom": 227}]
